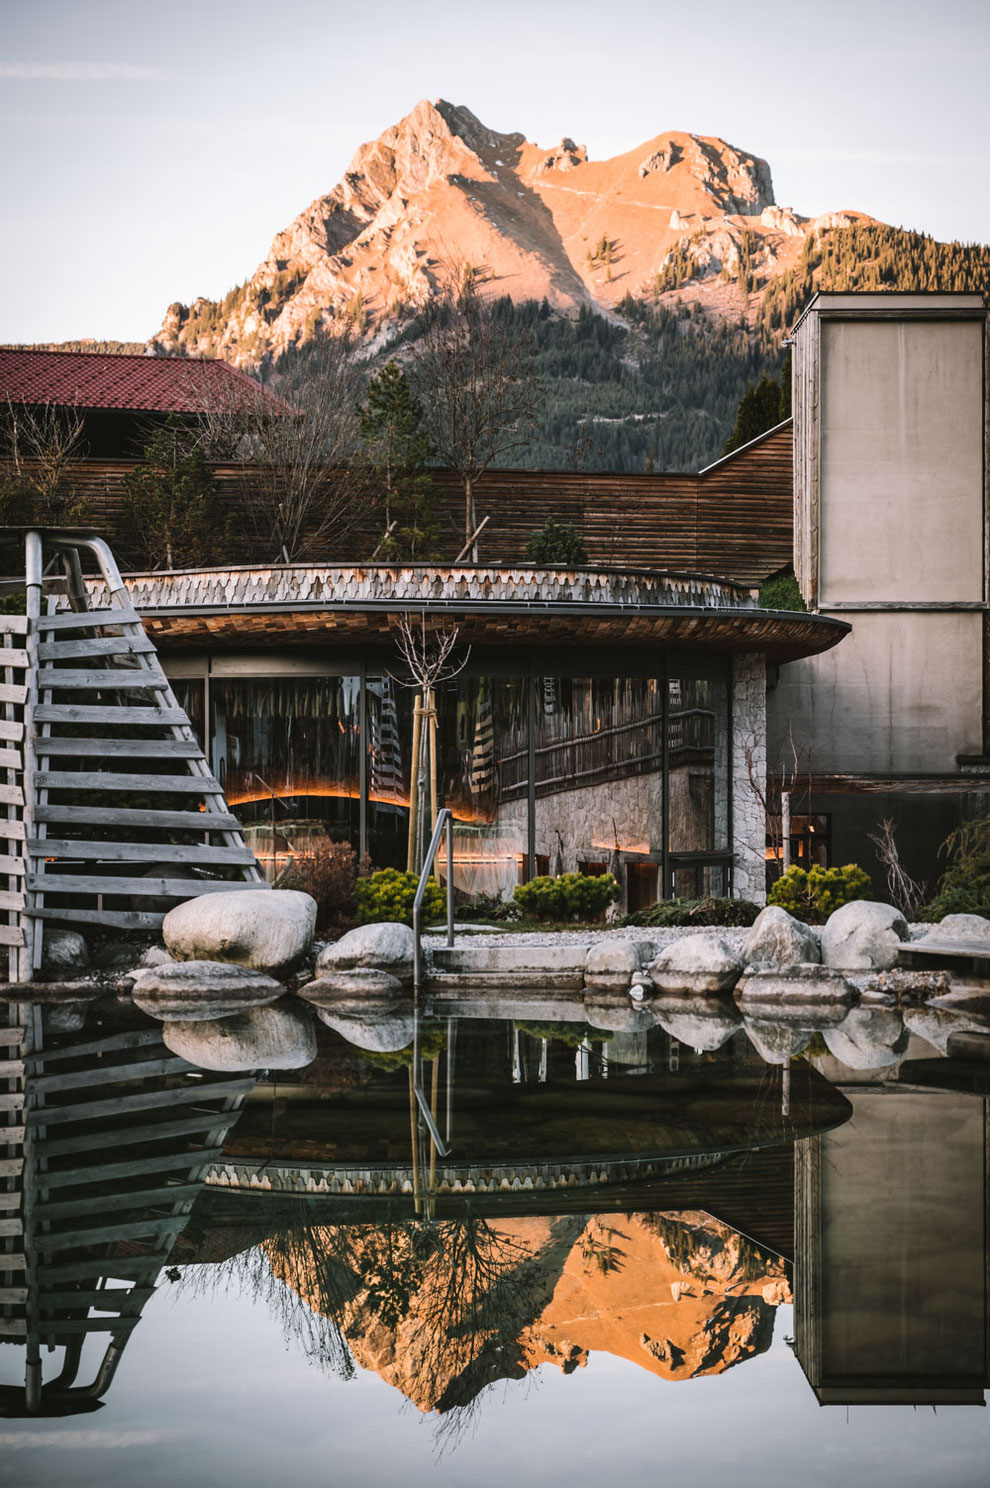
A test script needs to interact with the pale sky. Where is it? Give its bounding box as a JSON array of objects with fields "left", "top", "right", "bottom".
[{"left": 2, "top": 0, "right": 988, "bottom": 345}]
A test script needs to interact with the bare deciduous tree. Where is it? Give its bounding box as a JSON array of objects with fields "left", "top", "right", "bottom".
[
  {"left": 408, "top": 266, "right": 542, "bottom": 558},
  {"left": 868, "top": 816, "right": 928, "bottom": 920},
  {"left": 391, "top": 613, "right": 470, "bottom": 872},
  {"left": 195, "top": 335, "right": 362, "bottom": 563},
  {"left": 0, "top": 398, "right": 88, "bottom": 525}
]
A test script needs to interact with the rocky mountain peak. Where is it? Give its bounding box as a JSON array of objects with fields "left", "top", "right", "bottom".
[{"left": 148, "top": 102, "right": 872, "bottom": 369}]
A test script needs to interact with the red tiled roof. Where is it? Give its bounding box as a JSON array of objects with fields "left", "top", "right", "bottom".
[{"left": 0, "top": 348, "right": 288, "bottom": 415}]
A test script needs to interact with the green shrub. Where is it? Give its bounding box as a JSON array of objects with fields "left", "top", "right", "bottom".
[
  {"left": 922, "top": 817, "right": 990, "bottom": 921},
  {"left": 456, "top": 892, "right": 522, "bottom": 923},
  {"left": 515, "top": 1021, "right": 611, "bottom": 1046},
  {"left": 768, "top": 863, "right": 871, "bottom": 922},
  {"left": 759, "top": 566, "right": 807, "bottom": 612},
  {"left": 354, "top": 867, "right": 445, "bottom": 926},
  {"left": 512, "top": 872, "right": 619, "bottom": 922},
  {"left": 622, "top": 895, "right": 760, "bottom": 928}
]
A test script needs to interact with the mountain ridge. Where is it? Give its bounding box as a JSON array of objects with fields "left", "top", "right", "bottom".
[{"left": 148, "top": 99, "right": 874, "bottom": 368}]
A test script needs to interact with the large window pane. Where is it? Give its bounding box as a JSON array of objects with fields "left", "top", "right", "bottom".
[
  {"left": 668, "top": 672, "right": 729, "bottom": 897},
  {"left": 211, "top": 676, "right": 360, "bottom": 876},
  {"left": 533, "top": 676, "right": 664, "bottom": 878},
  {"left": 437, "top": 676, "right": 528, "bottom": 902},
  {"left": 366, "top": 674, "right": 413, "bottom": 870}
]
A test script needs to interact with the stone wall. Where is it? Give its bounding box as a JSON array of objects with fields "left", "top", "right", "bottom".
[{"left": 731, "top": 652, "right": 767, "bottom": 904}]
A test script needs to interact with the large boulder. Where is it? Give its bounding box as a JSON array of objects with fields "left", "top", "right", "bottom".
[
  {"left": 647, "top": 934, "right": 743, "bottom": 996},
  {"left": 652, "top": 996, "right": 742, "bottom": 1052},
  {"left": 823, "top": 1007, "right": 909, "bottom": 1069},
  {"left": 903, "top": 1005, "right": 990, "bottom": 1055},
  {"left": 735, "top": 965, "right": 855, "bottom": 1007},
  {"left": 584, "top": 940, "right": 645, "bottom": 990},
  {"left": 583, "top": 989, "right": 655, "bottom": 1033},
  {"left": 41, "top": 929, "right": 89, "bottom": 978},
  {"left": 316, "top": 1006, "right": 415, "bottom": 1053},
  {"left": 163, "top": 1001, "right": 316, "bottom": 1071},
  {"left": 163, "top": 889, "right": 316, "bottom": 976},
  {"left": 744, "top": 1020, "right": 814, "bottom": 1065},
  {"left": 316, "top": 922, "right": 415, "bottom": 984},
  {"left": 925, "top": 913, "right": 990, "bottom": 945},
  {"left": 742, "top": 907, "right": 820, "bottom": 969},
  {"left": 131, "top": 960, "right": 284, "bottom": 1022},
  {"left": 820, "top": 901, "right": 908, "bottom": 971},
  {"left": 298, "top": 968, "right": 407, "bottom": 1012}
]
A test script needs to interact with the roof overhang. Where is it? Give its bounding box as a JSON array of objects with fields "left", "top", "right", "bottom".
[{"left": 103, "top": 564, "right": 850, "bottom": 665}]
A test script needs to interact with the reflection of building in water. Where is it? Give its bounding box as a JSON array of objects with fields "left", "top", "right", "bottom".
[
  {"left": 794, "top": 1087, "right": 989, "bottom": 1405},
  {"left": 0, "top": 1003, "right": 253, "bottom": 1416}
]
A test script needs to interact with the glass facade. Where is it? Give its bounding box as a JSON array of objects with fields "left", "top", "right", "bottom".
[{"left": 168, "top": 654, "right": 733, "bottom": 907}]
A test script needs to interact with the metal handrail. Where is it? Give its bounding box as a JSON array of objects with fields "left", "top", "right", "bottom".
[
  {"left": 412, "top": 808, "right": 455, "bottom": 995},
  {"left": 411, "top": 809, "right": 455, "bottom": 1160}
]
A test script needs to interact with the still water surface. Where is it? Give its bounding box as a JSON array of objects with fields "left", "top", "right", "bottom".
[{"left": 3, "top": 1000, "right": 988, "bottom": 1486}]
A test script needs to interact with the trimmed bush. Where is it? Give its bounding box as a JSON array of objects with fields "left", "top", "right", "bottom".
[
  {"left": 768, "top": 863, "right": 871, "bottom": 923},
  {"left": 512, "top": 872, "right": 619, "bottom": 922},
  {"left": 354, "top": 868, "right": 445, "bottom": 926},
  {"left": 623, "top": 896, "right": 760, "bottom": 928}
]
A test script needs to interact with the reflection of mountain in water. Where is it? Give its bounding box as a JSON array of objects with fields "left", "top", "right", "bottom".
[{"left": 265, "top": 1209, "right": 790, "bottom": 1414}]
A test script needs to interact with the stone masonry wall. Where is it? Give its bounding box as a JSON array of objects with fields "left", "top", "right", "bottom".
[{"left": 732, "top": 652, "right": 767, "bottom": 904}]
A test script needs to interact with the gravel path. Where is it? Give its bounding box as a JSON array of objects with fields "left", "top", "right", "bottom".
[{"left": 422, "top": 920, "right": 931, "bottom": 951}]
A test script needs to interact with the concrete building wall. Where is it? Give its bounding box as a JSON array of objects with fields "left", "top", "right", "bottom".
[
  {"left": 775, "top": 295, "right": 988, "bottom": 868},
  {"left": 770, "top": 610, "right": 983, "bottom": 774},
  {"left": 818, "top": 318, "right": 985, "bottom": 607},
  {"left": 795, "top": 1089, "right": 988, "bottom": 1402}
]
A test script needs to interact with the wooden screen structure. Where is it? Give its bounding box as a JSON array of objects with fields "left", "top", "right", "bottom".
[
  {"left": 0, "top": 996, "right": 255, "bottom": 1415},
  {"left": 2, "top": 528, "right": 268, "bottom": 981}
]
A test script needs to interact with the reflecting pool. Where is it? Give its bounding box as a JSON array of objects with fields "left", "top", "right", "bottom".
[{"left": 2, "top": 997, "right": 989, "bottom": 1486}]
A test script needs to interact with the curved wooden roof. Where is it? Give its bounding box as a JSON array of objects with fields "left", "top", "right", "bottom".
[{"left": 102, "top": 564, "right": 849, "bottom": 664}]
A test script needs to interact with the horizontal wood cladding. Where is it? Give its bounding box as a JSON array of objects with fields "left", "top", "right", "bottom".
[{"left": 48, "top": 424, "right": 794, "bottom": 585}]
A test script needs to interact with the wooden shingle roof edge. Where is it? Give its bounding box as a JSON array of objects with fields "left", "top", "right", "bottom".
[{"left": 80, "top": 563, "right": 850, "bottom": 664}]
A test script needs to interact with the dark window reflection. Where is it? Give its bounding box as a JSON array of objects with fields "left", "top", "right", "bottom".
[{"left": 210, "top": 676, "right": 361, "bottom": 875}]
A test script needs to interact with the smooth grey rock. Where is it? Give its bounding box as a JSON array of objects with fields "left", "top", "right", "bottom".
[
  {"left": 583, "top": 990, "right": 654, "bottom": 1033},
  {"left": 584, "top": 940, "right": 644, "bottom": 990},
  {"left": 163, "top": 889, "right": 315, "bottom": 976},
  {"left": 820, "top": 900, "right": 908, "bottom": 971},
  {"left": 316, "top": 1006, "right": 415, "bottom": 1053},
  {"left": 132, "top": 960, "right": 284, "bottom": 1022},
  {"left": 824, "top": 1007, "right": 908, "bottom": 1069},
  {"left": 163, "top": 1001, "right": 316, "bottom": 1071},
  {"left": 139, "top": 944, "right": 175, "bottom": 969},
  {"left": 744, "top": 1020, "right": 815, "bottom": 1065},
  {"left": 316, "top": 922, "right": 415, "bottom": 982},
  {"left": 652, "top": 996, "right": 742, "bottom": 1052},
  {"left": 41, "top": 930, "right": 89, "bottom": 977},
  {"left": 647, "top": 934, "right": 743, "bottom": 996},
  {"left": 903, "top": 1006, "right": 990, "bottom": 1055},
  {"left": 298, "top": 968, "right": 407, "bottom": 1011},
  {"left": 735, "top": 964, "right": 855, "bottom": 1006},
  {"left": 927, "top": 913, "right": 990, "bottom": 945},
  {"left": 742, "top": 906, "right": 820, "bottom": 969},
  {"left": 45, "top": 1003, "right": 90, "bottom": 1034}
]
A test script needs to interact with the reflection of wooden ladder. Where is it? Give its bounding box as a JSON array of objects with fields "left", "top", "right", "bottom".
[
  {"left": 2, "top": 528, "right": 267, "bottom": 981},
  {"left": 1, "top": 997, "right": 254, "bottom": 1414}
]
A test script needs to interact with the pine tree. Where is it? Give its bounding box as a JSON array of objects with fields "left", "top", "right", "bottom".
[
  {"left": 120, "top": 417, "right": 223, "bottom": 570},
  {"left": 357, "top": 361, "right": 437, "bottom": 559}
]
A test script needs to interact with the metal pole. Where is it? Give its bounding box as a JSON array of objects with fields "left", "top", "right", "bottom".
[
  {"left": 445, "top": 1016, "right": 456, "bottom": 1145},
  {"left": 446, "top": 812, "right": 454, "bottom": 947},
  {"left": 782, "top": 790, "right": 792, "bottom": 870}
]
